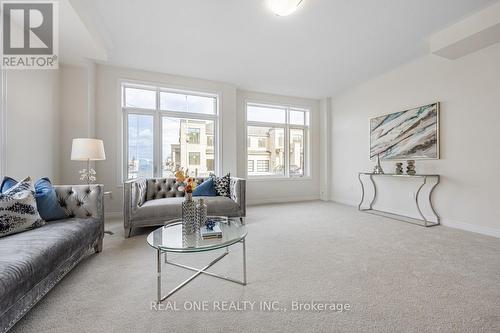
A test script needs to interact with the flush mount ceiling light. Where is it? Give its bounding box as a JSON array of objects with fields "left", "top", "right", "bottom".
[{"left": 267, "top": 0, "right": 304, "bottom": 16}]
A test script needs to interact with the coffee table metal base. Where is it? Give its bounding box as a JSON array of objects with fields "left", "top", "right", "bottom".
[{"left": 156, "top": 239, "right": 246, "bottom": 303}]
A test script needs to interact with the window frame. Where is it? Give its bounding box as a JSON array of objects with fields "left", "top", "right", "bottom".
[
  {"left": 245, "top": 101, "right": 310, "bottom": 180},
  {"left": 121, "top": 81, "right": 220, "bottom": 182}
]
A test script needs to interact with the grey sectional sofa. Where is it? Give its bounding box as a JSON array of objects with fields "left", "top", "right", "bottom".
[
  {"left": 124, "top": 177, "right": 246, "bottom": 238},
  {"left": 0, "top": 184, "right": 104, "bottom": 333}
]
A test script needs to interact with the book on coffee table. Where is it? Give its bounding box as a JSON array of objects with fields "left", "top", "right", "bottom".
[{"left": 201, "top": 223, "right": 222, "bottom": 239}]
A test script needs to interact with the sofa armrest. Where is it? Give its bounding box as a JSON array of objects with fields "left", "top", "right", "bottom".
[
  {"left": 53, "top": 184, "right": 104, "bottom": 251},
  {"left": 123, "top": 178, "right": 146, "bottom": 228},
  {"left": 54, "top": 184, "right": 104, "bottom": 221},
  {"left": 229, "top": 177, "right": 246, "bottom": 217}
]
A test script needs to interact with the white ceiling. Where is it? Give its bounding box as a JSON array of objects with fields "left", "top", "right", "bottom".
[{"left": 81, "top": 0, "right": 499, "bottom": 99}]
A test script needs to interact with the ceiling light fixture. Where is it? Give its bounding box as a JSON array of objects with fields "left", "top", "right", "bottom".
[{"left": 267, "top": 0, "right": 304, "bottom": 16}]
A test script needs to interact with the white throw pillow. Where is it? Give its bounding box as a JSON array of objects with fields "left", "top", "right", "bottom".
[{"left": 0, "top": 177, "right": 45, "bottom": 238}]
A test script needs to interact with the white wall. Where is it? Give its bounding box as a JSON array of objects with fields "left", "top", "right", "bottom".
[
  {"left": 5, "top": 70, "right": 61, "bottom": 182},
  {"left": 59, "top": 63, "right": 97, "bottom": 185},
  {"left": 237, "top": 90, "right": 321, "bottom": 205},
  {"left": 95, "top": 64, "right": 238, "bottom": 214},
  {"left": 330, "top": 43, "right": 500, "bottom": 237}
]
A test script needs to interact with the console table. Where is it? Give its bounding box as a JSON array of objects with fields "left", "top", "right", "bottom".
[{"left": 357, "top": 173, "right": 440, "bottom": 227}]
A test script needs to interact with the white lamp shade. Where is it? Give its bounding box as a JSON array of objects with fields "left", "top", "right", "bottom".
[
  {"left": 267, "top": 0, "right": 303, "bottom": 16},
  {"left": 71, "top": 138, "right": 106, "bottom": 161}
]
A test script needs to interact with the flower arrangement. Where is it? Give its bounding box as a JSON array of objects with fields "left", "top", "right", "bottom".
[{"left": 175, "top": 168, "right": 197, "bottom": 194}]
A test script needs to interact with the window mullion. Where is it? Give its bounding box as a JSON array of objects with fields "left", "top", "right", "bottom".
[
  {"left": 285, "top": 108, "right": 290, "bottom": 178},
  {"left": 154, "top": 88, "right": 161, "bottom": 178},
  {"left": 123, "top": 109, "right": 128, "bottom": 181}
]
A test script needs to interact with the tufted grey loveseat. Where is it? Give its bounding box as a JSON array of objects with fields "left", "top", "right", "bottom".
[
  {"left": 0, "top": 184, "right": 104, "bottom": 333},
  {"left": 124, "top": 177, "right": 246, "bottom": 238}
]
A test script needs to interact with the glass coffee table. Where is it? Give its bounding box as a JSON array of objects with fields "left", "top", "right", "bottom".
[{"left": 147, "top": 216, "right": 247, "bottom": 303}]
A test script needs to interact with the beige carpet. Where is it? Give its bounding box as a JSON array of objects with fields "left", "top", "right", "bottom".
[{"left": 10, "top": 201, "right": 500, "bottom": 333}]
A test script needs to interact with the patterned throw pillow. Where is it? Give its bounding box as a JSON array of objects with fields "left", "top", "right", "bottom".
[
  {"left": 0, "top": 177, "right": 45, "bottom": 238},
  {"left": 210, "top": 173, "right": 230, "bottom": 197},
  {"left": 135, "top": 178, "right": 147, "bottom": 206}
]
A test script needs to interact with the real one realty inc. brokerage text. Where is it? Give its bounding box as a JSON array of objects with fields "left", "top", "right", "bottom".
[{"left": 151, "top": 300, "right": 352, "bottom": 313}]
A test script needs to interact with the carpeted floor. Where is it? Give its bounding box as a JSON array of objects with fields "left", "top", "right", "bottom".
[{"left": 10, "top": 201, "right": 500, "bottom": 333}]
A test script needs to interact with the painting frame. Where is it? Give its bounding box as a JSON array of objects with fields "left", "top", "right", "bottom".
[{"left": 369, "top": 102, "right": 440, "bottom": 161}]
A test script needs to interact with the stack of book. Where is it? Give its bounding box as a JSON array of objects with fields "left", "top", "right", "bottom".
[{"left": 200, "top": 223, "right": 223, "bottom": 239}]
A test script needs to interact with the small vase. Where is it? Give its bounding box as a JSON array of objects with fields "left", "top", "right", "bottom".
[
  {"left": 395, "top": 162, "right": 403, "bottom": 175},
  {"left": 182, "top": 193, "right": 196, "bottom": 238},
  {"left": 196, "top": 199, "right": 208, "bottom": 233},
  {"left": 373, "top": 154, "right": 384, "bottom": 174}
]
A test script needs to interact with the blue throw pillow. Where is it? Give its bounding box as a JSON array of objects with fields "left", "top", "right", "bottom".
[
  {"left": 34, "top": 178, "right": 68, "bottom": 221},
  {"left": 0, "top": 176, "right": 18, "bottom": 193},
  {"left": 193, "top": 178, "right": 217, "bottom": 197}
]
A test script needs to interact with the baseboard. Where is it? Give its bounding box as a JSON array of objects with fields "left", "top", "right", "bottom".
[
  {"left": 330, "top": 197, "right": 500, "bottom": 239},
  {"left": 330, "top": 196, "right": 358, "bottom": 207},
  {"left": 248, "top": 195, "right": 320, "bottom": 206},
  {"left": 440, "top": 218, "right": 500, "bottom": 238},
  {"left": 105, "top": 211, "right": 123, "bottom": 219}
]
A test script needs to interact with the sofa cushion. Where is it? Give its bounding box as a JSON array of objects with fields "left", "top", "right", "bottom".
[
  {"left": 193, "top": 178, "right": 217, "bottom": 197},
  {"left": 146, "top": 178, "right": 184, "bottom": 201},
  {"left": 0, "top": 177, "right": 17, "bottom": 193},
  {"left": 210, "top": 173, "right": 230, "bottom": 197},
  {"left": 203, "top": 196, "right": 240, "bottom": 215},
  {"left": 136, "top": 178, "right": 147, "bottom": 206},
  {"left": 132, "top": 196, "right": 240, "bottom": 222},
  {"left": 145, "top": 178, "right": 210, "bottom": 201},
  {"left": 0, "top": 178, "right": 45, "bottom": 238},
  {"left": 34, "top": 178, "right": 68, "bottom": 221},
  {"left": 0, "top": 217, "right": 100, "bottom": 316},
  {"left": 1, "top": 177, "right": 68, "bottom": 221}
]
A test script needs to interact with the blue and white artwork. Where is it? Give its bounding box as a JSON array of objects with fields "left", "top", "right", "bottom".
[{"left": 370, "top": 103, "right": 439, "bottom": 160}]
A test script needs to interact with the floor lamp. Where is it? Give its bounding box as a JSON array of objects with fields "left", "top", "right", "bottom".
[
  {"left": 71, "top": 138, "right": 106, "bottom": 184},
  {"left": 71, "top": 138, "right": 112, "bottom": 234}
]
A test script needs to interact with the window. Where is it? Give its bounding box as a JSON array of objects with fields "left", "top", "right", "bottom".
[
  {"left": 248, "top": 160, "right": 254, "bottom": 172},
  {"left": 127, "top": 114, "right": 154, "bottom": 179},
  {"left": 187, "top": 128, "right": 200, "bottom": 144},
  {"left": 189, "top": 152, "right": 200, "bottom": 165},
  {"left": 258, "top": 137, "right": 267, "bottom": 148},
  {"left": 246, "top": 103, "right": 309, "bottom": 178},
  {"left": 257, "top": 160, "right": 270, "bottom": 172},
  {"left": 207, "top": 135, "right": 214, "bottom": 147},
  {"left": 206, "top": 159, "right": 214, "bottom": 171},
  {"left": 289, "top": 128, "right": 305, "bottom": 176},
  {"left": 122, "top": 83, "right": 218, "bottom": 180}
]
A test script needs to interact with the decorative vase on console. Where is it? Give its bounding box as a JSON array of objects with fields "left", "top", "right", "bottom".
[
  {"left": 406, "top": 160, "right": 416, "bottom": 176},
  {"left": 373, "top": 154, "right": 384, "bottom": 174},
  {"left": 175, "top": 168, "right": 198, "bottom": 240},
  {"left": 395, "top": 162, "right": 403, "bottom": 175},
  {"left": 196, "top": 199, "right": 207, "bottom": 235}
]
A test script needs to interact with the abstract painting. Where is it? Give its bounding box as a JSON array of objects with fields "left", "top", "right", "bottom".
[{"left": 370, "top": 103, "right": 439, "bottom": 160}]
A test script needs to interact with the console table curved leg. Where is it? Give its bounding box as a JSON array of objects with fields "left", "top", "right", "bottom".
[
  {"left": 368, "top": 174, "right": 377, "bottom": 210},
  {"left": 357, "top": 173, "right": 365, "bottom": 210},
  {"left": 428, "top": 177, "right": 441, "bottom": 225},
  {"left": 415, "top": 177, "right": 428, "bottom": 226}
]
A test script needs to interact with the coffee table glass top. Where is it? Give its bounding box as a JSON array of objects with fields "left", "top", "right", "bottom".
[{"left": 146, "top": 216, "right": 247, "bottom": 253}]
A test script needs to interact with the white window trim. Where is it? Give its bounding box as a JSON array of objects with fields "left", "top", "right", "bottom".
[
  {"left": 245, "top": 101, "right": 311, "bottom": 180},
  {"left": 120, "top": 81, "right": 220, "bottom": 183}
]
